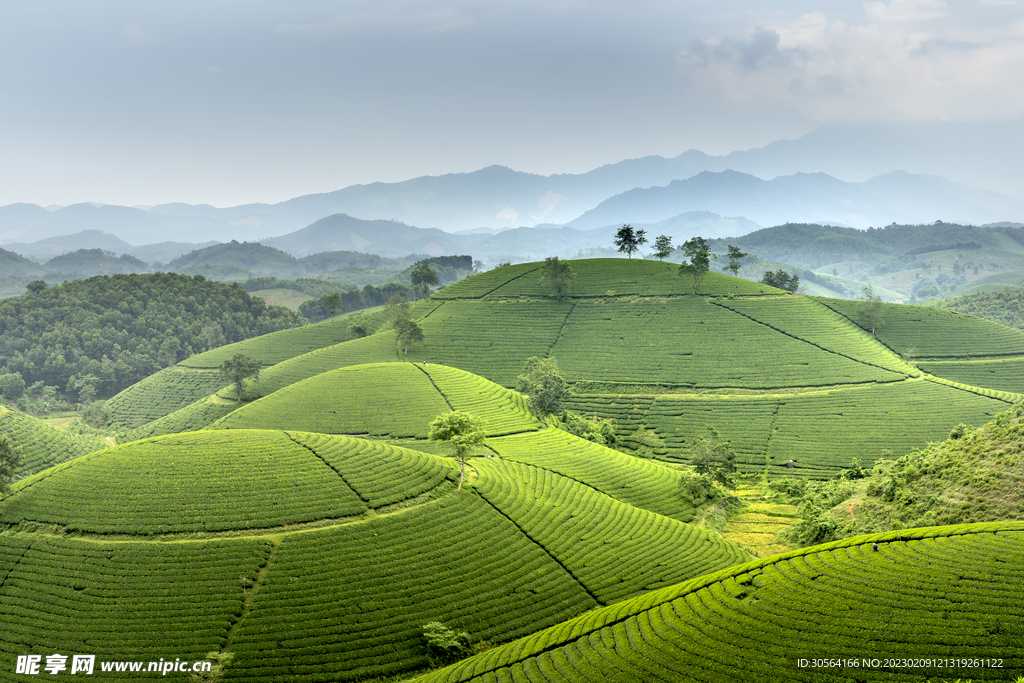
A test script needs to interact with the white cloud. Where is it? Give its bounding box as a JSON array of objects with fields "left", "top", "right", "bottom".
[{"left": 676, "top": 2, "right": 1024, "bottom": 123}]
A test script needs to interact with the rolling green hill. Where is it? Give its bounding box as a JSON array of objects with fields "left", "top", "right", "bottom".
[
  {"left": 210, "top": 362, "right": 540, "bottom": 437},
  {"left": 0, "top": 426, "right": 746, "bottom": 681},
  {"left": 111, "top": 257, "right": 1024, "bottom": 477},
  {"left": 0, "top": 405, "right": 105, "bottom": 478},
  {"left": 420, "top": 522, "right": 1024, "bottom": 683}
]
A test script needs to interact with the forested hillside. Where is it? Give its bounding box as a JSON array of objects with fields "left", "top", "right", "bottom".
[{"left": 0, "top": 273, "right": 303, "bottom": 401}]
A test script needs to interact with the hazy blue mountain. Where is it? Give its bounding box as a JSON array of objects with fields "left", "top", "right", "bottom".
[
  {"left": 0, "top": 203, "right": 53, "bottom": 243},
  {"left": 43, "top": 249, "right": 148, "bottom": 276},
  {"left": 4, "top": 230, "right": 135, "bottom": 258},
  {"left": 568, "top": 171, "right": 1024, "bottom": 230},
  {"left": 0, "top": 247, "right": 46, "bottom": 277},
  {"left": 126, "top": 241, "right": 222, "bottom": 264},
  {"left": 262, "top": 214, "right": 465, "bottom": 258}
]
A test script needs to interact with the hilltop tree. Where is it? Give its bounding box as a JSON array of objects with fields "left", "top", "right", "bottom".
[
  {"left": 614, "top": 224, "right": 647, "bottom": 259},
  {"left": 219, "top": 352, "right": 263, "bottom": 403},
  {"left": 515, "top": 356, "right": 568, "bottom": 420},
  {"left": 725, "top": 245, "right": 748, "bottom": 276},
  {"left": 679, "top": 236, "right": 711, "bottom": 295},
  {"left": 394, "top": 319, "right": 424, "bottom": 355},
  {"left": 688, "top": 425, "right": 736, "bottom": 487},
  {"left": 540, "top": 257, "right": 576, "bottom": 299},
  {"left": 410, "top": 263, "right": 440, "bottom": 299},
  {"left": 861, "top": 285, "right": 883, "bottom": 335},
  {"left": 321, "top": 292, "right": 343, "bottom": 317},
  {"left": 761, "top": 270, "right": 800, "bottom": 293},
  {"left": 428, "top": 411, "right": 487, "bottom": 491},
  {"left": 0, "top": 434, "right": 23, "bottom": 498},
  {"left": 652, "top": 235, "right": 674, "bottom": 261}
]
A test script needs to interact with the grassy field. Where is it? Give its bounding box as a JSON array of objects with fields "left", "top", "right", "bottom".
[
  {"left": 419, "top": 522, "right": 1024, "bottom": 683},
  {"left": 247, "top": 287, "right": 316, "bottom": 310}
]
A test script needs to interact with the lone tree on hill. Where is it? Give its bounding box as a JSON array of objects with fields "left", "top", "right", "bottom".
[
  {"left": 515, "top": 356, "right": 568, "bottom": 420},
  {"left": 219, "top": 352, "right": 263, "bottom": 403},
  {"left": 688, "top": 425, "right": 736, "bottom": 487},
  {"left": 410, "top": 263, "right": 440, "bottom": 299},
  {"left": 652, "top": 235, "right": 674, "bottom": 261},
  {"left": 760, "top": 269, "right": 800, "bottom": 293},
  {"left": 394, "top": 319, "right": 424, "bottom": 355},
  {"left": 861, "top": 285, "right": 883, "bottom": 335},
  {"left": 679, "top": 236, "right": 711, "bottom": 295},
  {"left": 0, "top": 434, "right": 23, "bottom": 498},
  {"left": 725, "top": 245, "right": 748, "bottom": 276},
  {"left": 540, "top": 256, "right": 576, "bottom": 299},
  {"left": 321, "top": 292, "right": 343, "bottom": 317},
  {"left": 614, "top": 224, "right": 647, "bottom": 258},
  {"left": 428, "top": 411, "right": 487, "bottom": 491}
]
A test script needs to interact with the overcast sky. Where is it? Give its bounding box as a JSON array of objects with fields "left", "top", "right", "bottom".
[{"left": 1, "top": 0, "right": 1021, "bottom": 207}]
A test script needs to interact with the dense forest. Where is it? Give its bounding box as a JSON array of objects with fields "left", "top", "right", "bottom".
[
  {"left": 931, "top": 287, "right": 1024, "bottom": 331},
  {"left": 0, "top": 273, "right": 303, "bottom": 401}
]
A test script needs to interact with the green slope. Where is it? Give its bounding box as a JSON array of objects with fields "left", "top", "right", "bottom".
[
  {"left": 0, "top": 423, "right": 748, "bottom": 682},
  {"left": 104, "top": 365, "right": 227, "bottom": 429},
  {"left": 122, "top": 394, "right": 238, "bottom": 441},
  {"left": 0, "top": 536, "right": 272, "bottom": 668},
  {"left": 210, "top": 363, "right": 540, "bottom": 438},
  {"left": 420, "top": 522, "right": 1024, "bottom": 683},
  {"left": 0, "top": 430, "right": 454, "bottom": 534},
  {"left": 818, "top": 296, "right": 1024, "bottom": 358},
  {"left": 0, "top": 405, "right": 105, "bottom": 479},
  {"left": 567, "top": 379, "right": 1014, "bottom": 476}
]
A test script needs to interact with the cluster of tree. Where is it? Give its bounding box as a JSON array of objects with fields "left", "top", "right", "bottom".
[
  {"left": 707, "top": 222, "right": 1022, "bottom": 271},
  {"left": 931, "top": 286, "right": 1024, "bottom": 331},
  {"left": 613, "top": 227, "right": 752, "bottom": 294},
  {"left": 680, "top": 425, "right": 737, "bottom": 506},
  {"left": 298, "top": 282, "right": 421, "bottom": 323},
  {"left": 0, "top": 434, "right": 22, "bottom": 498},
  {"left": 0, "top": 273, "right": 303, "bottom": 401},
  {"left": 759, "top": 269, "right": 800, "bottom": 293},
  {"left": 239, "top": 277, "right": 342, "bottom": 298}
]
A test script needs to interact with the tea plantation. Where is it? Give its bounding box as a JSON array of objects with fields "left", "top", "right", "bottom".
[
  {"left": 210, "top": 363, "right": 540, "bottom": 437},
  {"left": 8, "top": 257, "right": 1024, "bottom": 681},
  {"left": 0, "top": 406, "right": 105, "bottom": 478},
  {"left": 0, "top": 422, "right": 746, "bottom": 681},
  {"left": 420, "top": 522, "right": 1024, "bottom": 683}
]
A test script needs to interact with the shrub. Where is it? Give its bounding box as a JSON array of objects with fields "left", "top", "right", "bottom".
[{"left": 422, "top": 621, "right": 471, "bottom": 666}]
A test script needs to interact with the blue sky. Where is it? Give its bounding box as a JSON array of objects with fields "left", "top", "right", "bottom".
[{"left": 1, "top": 0, "right": 1021, "bottom": 207}]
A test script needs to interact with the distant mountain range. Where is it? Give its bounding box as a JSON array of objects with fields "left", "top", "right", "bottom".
[{"left": 1, "top": 120, "right": 1022, "bottom": 250}]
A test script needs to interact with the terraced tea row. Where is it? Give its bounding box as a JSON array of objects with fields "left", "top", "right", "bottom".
[
  {"left": 919, "top": 357, "right": 1024, "bottom": 395},
  {"left": 567, "top": 379, "right": 1012, "bottom": 476},
  {"left": 0, "top": 535, "right": 271, "bottom": 665},
  {"left": 180, "top": 302, "right": 406, "bottom": 369},
  {"left": 104, "top": 366, "right": 227, "bottom": 429},
  {"left": 714, "top": 296, "right": 915, "bottom": 375},
  {"left": 211, "top": 363, "right": 539, "bottom": 438},
  {"left": 1, "top": 406, "right": 104, "bottom": 479},
  {"left": 473, "top": 459, "right": 747, "bottom": 605},
  {"left": 222, "top": 494, "right": 597, "bottom": 682},
  {"left": 482, "top": 260, "right": 774, "bottom": 299},
  {"left": 0, "top": 430, "right": 454, "bottom": 534},
  {"left": 486, "top": 429, "right": 695, "bottom": 522},
  {"left": 123, "top": 395, "right": 238, "bottom": 441},
  {"left": 420, "top": 522, "right": 1024, "bottom": 683},
  {"left": 819, "top": 297, "right": 1024, "bottom": 358},
  {"left": 549, "top": 299, "right": 904, "bottom": 388}
]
